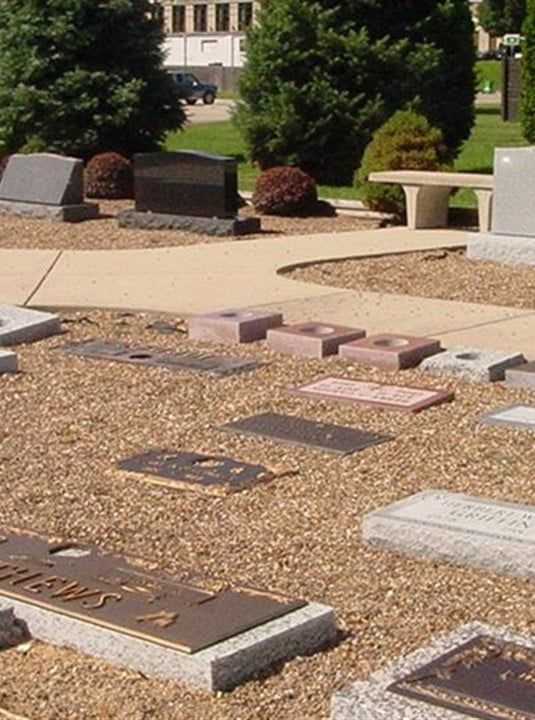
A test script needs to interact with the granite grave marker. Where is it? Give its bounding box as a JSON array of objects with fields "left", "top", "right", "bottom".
[
  {"left": 0, "top": 349, "right": 17, "bottom": 374},
  {"left": 0, "top": 527, "right": 336, "bottom": 690},
  {"left": 267, "top": 323, "right": 366, "bottom": 358},
  {"left": 117, "top": 449, "right": 277, "bottom": 494},
  {"left": 420, "top": 347, "right": 525, "bottom": 382},
  {"left": 0, "top": 304, "right": 61, "bottom": 345},
  {"left": 0, "top": 153, "right": 98, "bottom": 222},
  {"left": 291, "top": 377, "right": 453, "bottom": 412},
  {"left": 478, "top": 404, "right": 535, "bottom": 431},
  {"left": 221, "top": 412, "right": 393, "bottom": 455},
  {"left": 362, "top": 489, "right": 535, "bottom": 579},
  {"left": 59, "top": 339, "right": 263, "bottom": 376}
]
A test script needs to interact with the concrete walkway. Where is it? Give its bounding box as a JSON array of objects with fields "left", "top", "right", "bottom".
[{"left": 1, "top": 226, "right": 535, "bottom": 356}]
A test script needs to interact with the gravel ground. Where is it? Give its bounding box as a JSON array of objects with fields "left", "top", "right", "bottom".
[
  {"left": 0, "top": 310, "right": 534, "bottom": 720},
  {"left": 286, "top": 248, "right": 535, "bottom": 311},
  {"left": 0, "top": 202, "right": 378, "bottom": 250}
]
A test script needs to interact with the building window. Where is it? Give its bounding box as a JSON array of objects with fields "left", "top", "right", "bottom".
[
  {"left": 172, "top": 5, "right": 185, "bottom": 33},
  {"left": 238, "top": 2, "right": 253, "bottom": 31},
  {"left": 215, "top": 3, "right": 230, "bottom": 32},
  {"left": 194, "top": 4, "right": 207, "bottom": 32}
]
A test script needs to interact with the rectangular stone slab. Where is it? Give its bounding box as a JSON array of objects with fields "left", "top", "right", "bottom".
[
  {"left": 362, "top": 489, "right": 535, "bottom": 579},
  {"left": 0, "top": 528, "right": 336, "bottom": 691},
  {"left": 59, "top": 340, "right": 263, "bottom": 376},
  {"left": 0, "top": 153, "right": 84, "bottom": 205},
  {"left": 492, "top": 147, "right": 535, "bottom": 237},
  {"left": 478, "top": 404, "right": 535, "bottom": 431},
  {"left": 291, "top": 376, "right": 453, "bottom": 413},
  {"left": 0, "top": 304, "right": 61, "bottom": 346},
  {"left": 116, "top": 449, "right": 276, "bottom": 494},
  {"left": 331, "top": 623, "right": 535, "bottom": 720},
  {"left": 0, "top": 527, "right": 305, "bottom": 654},
  {"left": 221, "top": 412, "right": 393, "bottom": 455},
  {"left": 134, "top": 151, "right": 238, "bottom": 218},
  {"left": 505, "top": 361, "right": 535, "bottom": 389}
]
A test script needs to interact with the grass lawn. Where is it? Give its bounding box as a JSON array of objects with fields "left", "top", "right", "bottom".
[
  {"left": 476, "top": 59, "right": 502, "bottom": 92},
  {"left": 166, "top": 107, "right": 528, "bottom": 207}
]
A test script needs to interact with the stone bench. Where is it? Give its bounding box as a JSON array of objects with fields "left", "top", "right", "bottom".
[{"left": 368, "top": 170, "right": 494, "bottom": 230}]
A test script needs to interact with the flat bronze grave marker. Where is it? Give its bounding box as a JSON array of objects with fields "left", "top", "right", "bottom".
[
  {"left": 117, "top": 449, "right": 276, "bottom": 494},
  {"left": 59, "top": 340, "right": 263, "bottom": 376},
  {"left": 0, "top": 528, "right": 306, "bottom": 655},
  {"left": 389, "top": 635, "right": 535, "bottom": 720},
  {"left": 291, "top": 376, "right": 453, "bottom": 412},
  {"left": 221, "top": 412, "right": 392, "bottom": 455}
]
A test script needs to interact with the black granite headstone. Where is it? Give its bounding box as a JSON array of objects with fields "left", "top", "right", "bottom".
[{"left": 134, "top": 151, "right": 238, "bottom": 218}]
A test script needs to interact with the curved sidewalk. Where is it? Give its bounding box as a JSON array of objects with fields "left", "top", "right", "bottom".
[{"left": 2, "top": 226, "right": 535, "bottom": 356}]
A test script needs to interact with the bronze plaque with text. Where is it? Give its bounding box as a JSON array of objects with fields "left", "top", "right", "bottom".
[
  {"left": 389, "top": 635, "right": 535, "bottom": 720},
  {"left": 0, "top": 528, "right": 306, "bottom": 654}
]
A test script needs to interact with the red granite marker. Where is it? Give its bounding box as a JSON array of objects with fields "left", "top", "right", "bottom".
[
  {"left": 188, "top": 308, "right": 283, "bottom": 343},
  {"left": 339, "top": 333, "right": 442, "bottom": 370},
  {"left": 290, "top": 376, "right": 454, "bottom": 412},
  {"left": 266, "top": 322, "right": 366, "bottom": 358}
]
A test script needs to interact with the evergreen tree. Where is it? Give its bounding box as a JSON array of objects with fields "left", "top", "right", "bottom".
[
  {"left": 479, "top": 0, "right": 525, "bottom": 36},
  {"left": 0, "top": 0, "right": 184, "bottom": 158},
  {"left": 521, "top": 0, "right": 535, "bottom": 140},
  {"left": 236, "top": 0, "right": 475, "bottom": 184}
]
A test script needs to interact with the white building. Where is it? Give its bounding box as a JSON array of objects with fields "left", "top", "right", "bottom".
[{"left": 160, "top": 1, "right": 258, "bottom": 69}]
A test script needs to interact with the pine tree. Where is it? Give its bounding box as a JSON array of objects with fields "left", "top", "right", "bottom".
[
  {"left": 236, "top": 0, "right": 475, "bottom": 184},
  {"left": 479, "top": 0, "right": 525, "bottom": 36},
  {"left": 0, "top": 0, "right": 185, "bottom": 158}
]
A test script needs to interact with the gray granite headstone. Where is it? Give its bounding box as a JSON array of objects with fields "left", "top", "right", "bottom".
[
  {"left": 362, "top": 489, "right": 535, "bottom": 579},
  {"left": 0, "top": 304, "right": 61, "bottom": 346},
  {"left": 467, "top": 147, "right": 535, "bottom": 265},
  {"left": 491, "top": 147, "right": 535, "bottom": 236},
  {"left": 0, "top": 153, "right": 84, "bottom": 205}
]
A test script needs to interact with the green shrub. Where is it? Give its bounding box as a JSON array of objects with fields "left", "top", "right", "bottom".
[
  {"left": 356, "top": 110, "right": 447, "bottom": 218},
  {"left": 236, "top": 0, "right": 475, "bottom": 185},
  {"left": 252, "top": 166, "right": 318, "bottom": 215},
  {"left": 0, "top": 154, "right": 9, "bottom": 182},
  {"left": 85, "top": 152, "right": 133, "bottom": 199}
]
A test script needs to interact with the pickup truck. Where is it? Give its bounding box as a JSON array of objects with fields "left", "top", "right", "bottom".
[{"left": 168, "top": 72, "right": 217, "bottom": 105}]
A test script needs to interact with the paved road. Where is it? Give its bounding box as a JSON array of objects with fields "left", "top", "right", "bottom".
[{"left": 184, "top": 99, "right": 235, "bottom": 124}]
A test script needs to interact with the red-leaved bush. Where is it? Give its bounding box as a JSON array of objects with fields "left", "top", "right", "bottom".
[
  {"left": 85, "top": 152, "right": 133, "bottom": 199},
  {"left": 252, "top": 166, "right": 318, "bottom": 216}
]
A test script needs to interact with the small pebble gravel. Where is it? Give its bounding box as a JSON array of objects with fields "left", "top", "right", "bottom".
[
  {"left": 0, "top": 202, "right": 378, "bottom": 250},
  {"left": 287, "top": 248, "right": 535, "bottom": 310},
  {"left": 0, "top": 310, "right": 533, "bottom": 720}
]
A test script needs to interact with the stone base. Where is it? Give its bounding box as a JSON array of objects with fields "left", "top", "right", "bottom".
[
  {"left": 0, "top": 304, "right": 61, "bottom": 346},
  {"left": 0, "top": 595, "right": 336, "bottom": 691},
  {"left": 0, "top": 349, "right": 17, "bottom": 373},
  {"left": 467, "top": 232, "right": 535, "bottom": 266},
  {"left": 118, "top": 210, "right": 261, "bottom": 237},
  {"left": 331, "top": 623, "right": 535, "bottom": 719},
  {"left": 0, "top": 198, "right": 99, "bottom": 222}
]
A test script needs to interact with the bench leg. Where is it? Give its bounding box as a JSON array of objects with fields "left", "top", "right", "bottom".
[
  {"left": 403, "top": 185, "right": 452, "bottom": 229},
  {"left": 474, "top": 189, "right": 493, "bottom": 232}
]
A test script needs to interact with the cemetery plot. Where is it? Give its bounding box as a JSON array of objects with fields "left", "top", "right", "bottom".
[
  {"left": 0, "top": 527, "right": 336, "bottom": 690},
  {"left": 59, "top": 339, "right": 263, "bottom": 376},
  {"left": 331, "top": 624, "right": 535, "bottom": 720},
  {"left": 221, "top": 412, "right": 392, "bottom": 455},
  {"left": 0, "top": 304, "right": 61, "bottom": 345},
  {"left": 389, "top": 635, "right": 535, "bottom": 720},
  {"left": 291, "top": 376, "right": 453, "bottom": 412},
  {"left": 0, "top": 527, "right": 305, "bottom": 654},
  {"left": 478, "top": 404, "right": 535, "bottom": 431},
  {"left": 117, "top": 449, "right": 277, "bottom": 494},
  {"left": 363, "top": 490, "right": 535, "bottom": 579}
]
